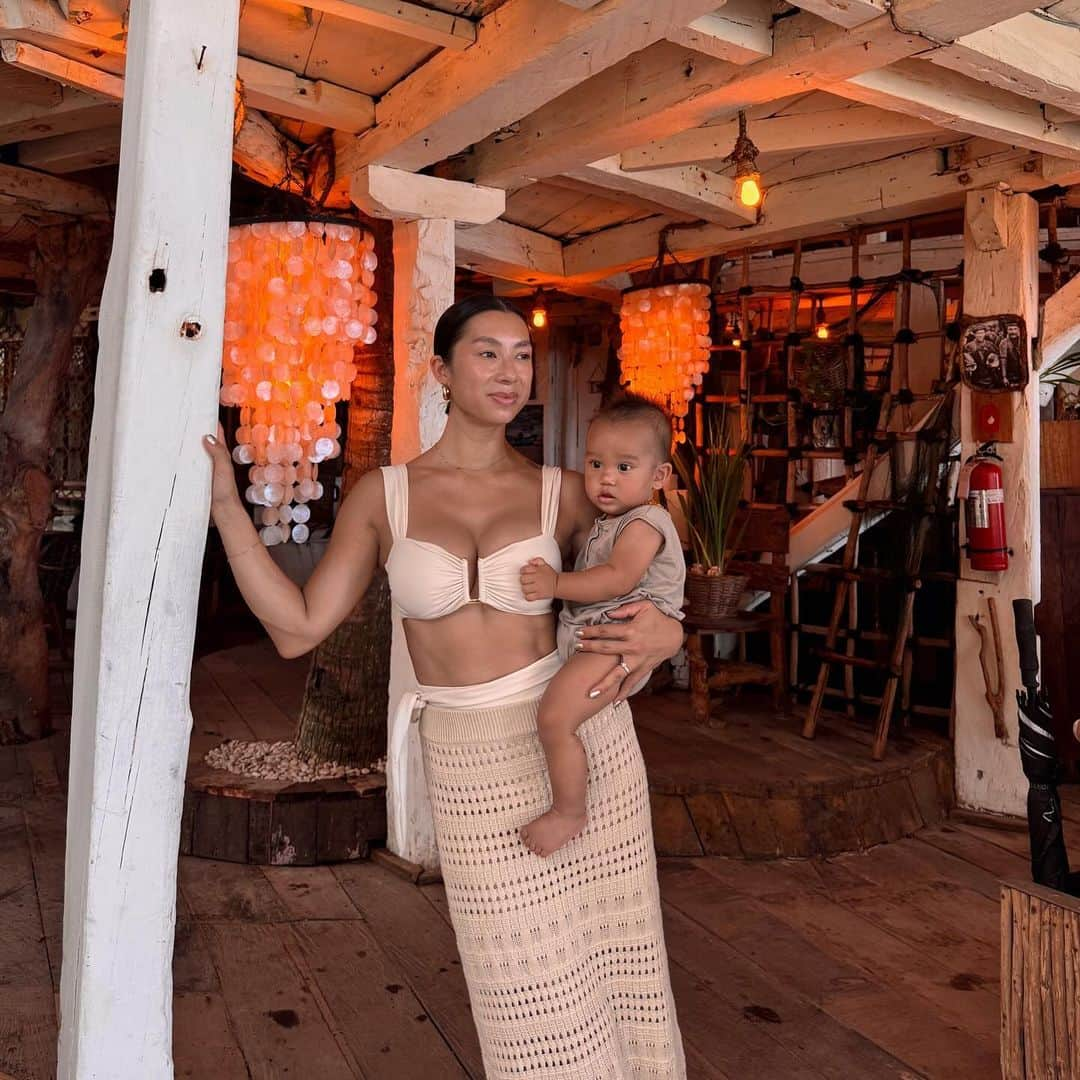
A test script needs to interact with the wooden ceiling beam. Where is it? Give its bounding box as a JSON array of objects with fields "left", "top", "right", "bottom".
[
  {"left": 292, "top": 0, "right": 475, "bottom": 51},
  {"left": 563, "top": 155, "right": 756, "bottom": 226},
  {"left": 332, "top": 0, "right": 725, "bottom": 176},
  {"left": 926, "top": 12, "right": 1080, "bottom": 115},
  {"left": 351, "top": 164, "right": 504, "bottom": 223},
  {"left": 0, "top": 160, "right": 109, "bottom": 214},
  {"left": 0, "top": 0, "right": 125, "bottom": 72},
  {"left": 791, "top": 0, "right": 887, "bottom": 28},
  {"left": 561, "top": 142, "right": 1051, "bottom": 280},
  {"left": 620, "top": 105, "right": 944, "bottom": 171},
  {"left": 455, "top": 219, "right": 566, "bottom": 283},
  {"left": 2, "top": 38, "right": 123, "bottom": 98},
  {"left": 664, "top": 0, "right": 773, "bottom": 65},
  {"left": 235, "top": 56, "right": 374, "bottom": 134},
  {"left": 833, "top": 60, "right": 1080, "bottom": 160},
  {"left": 0, "top": 88, "right": 119, "bottom": 143},
  {"left": 466, "top": 3, "right": 1041, "bottom": 190},
  {"left": 18, "top": 125, "right": 120, "bottom": 172}
]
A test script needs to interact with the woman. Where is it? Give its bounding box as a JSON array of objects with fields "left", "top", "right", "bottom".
[{"left": 204, "top": 295, "right": 688, "bottom": 1078}]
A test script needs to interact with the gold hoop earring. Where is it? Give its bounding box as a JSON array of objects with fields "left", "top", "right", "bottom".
[{"left": 441, "top": 384, "right": 451, "bottom": 402}]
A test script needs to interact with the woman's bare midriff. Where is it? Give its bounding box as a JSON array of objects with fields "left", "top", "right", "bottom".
[{"left": 403, "top": 604, "right": 557, "bottom": 686}]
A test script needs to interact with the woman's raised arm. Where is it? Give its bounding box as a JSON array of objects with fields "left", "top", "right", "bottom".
[{"left": 204, "top": 428, "right": 382, "bottom": 658}]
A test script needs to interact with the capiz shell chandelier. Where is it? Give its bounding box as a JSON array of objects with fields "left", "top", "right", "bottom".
[
  {"left": 220, "top": 219, "right": 378, "bottom": 545},
  {"left": 617, "top": 281, "right": 711, "bottom": 443}
]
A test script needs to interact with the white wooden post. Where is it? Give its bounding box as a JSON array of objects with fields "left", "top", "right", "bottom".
[
  {"left": 352, "top": 169, "right": 503, "bottom": 867},
  {"left": 954, "top": 189, "right": 1040, "bottom": 816},
  {"left": 386, "top": 217, "right": 453, "bottom": 868},
  {"left": 58, "top": 2, "right": 240, "bottom": 1076}
]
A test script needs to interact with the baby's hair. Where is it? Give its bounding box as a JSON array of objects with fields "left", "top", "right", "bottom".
[{"left": 593, "top": 395, "right": 673, "bottom": 462}]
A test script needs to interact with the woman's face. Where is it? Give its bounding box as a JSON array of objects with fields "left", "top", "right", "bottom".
[{"left": 435, "top": 309, "right": 534, "bottom": 425}]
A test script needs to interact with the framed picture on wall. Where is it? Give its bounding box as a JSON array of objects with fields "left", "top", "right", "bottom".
[{"left": 959, "top": 314, "right": 1029, "bottom": 391}]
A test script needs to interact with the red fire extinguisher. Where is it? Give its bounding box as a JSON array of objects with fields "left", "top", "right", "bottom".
[{"left": 960, "top": 444, "right": 1008, "bottom": 572}]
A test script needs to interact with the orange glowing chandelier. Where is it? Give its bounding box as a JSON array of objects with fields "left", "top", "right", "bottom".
[
  {"left": 617, "top": 238, "right": 711, "bottom": 443},
  {"left": 220, "top": 219, "right": 378, "bottom": 545}
]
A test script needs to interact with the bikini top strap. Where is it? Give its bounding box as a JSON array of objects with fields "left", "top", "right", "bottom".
[
  {"left": 381, "top": 464, "right": 409, "bottom": 541},
  {"left": 540, "top": 465, "right": 562, "bottom": 537}
]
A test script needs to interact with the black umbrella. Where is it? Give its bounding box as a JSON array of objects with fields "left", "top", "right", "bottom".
[{"left": 1013, "top": 599, "right": 1076, "bottom": 894}]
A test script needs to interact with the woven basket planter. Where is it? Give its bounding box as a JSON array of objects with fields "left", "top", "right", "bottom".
[{"left": 686, "top": 568, "right": 747, "bottom": 621}]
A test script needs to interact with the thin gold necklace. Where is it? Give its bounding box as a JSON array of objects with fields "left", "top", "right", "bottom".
[{"left": 434, "top": 443, "right": 512, "bottom": 472}]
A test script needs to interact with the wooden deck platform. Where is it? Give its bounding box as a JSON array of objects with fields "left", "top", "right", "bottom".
[
  {"left": 0, "top": 647, "right": 1023, "bottom": 1078},
  {"left": 4, "top": 723, "right": 1070, "bottom": 1079},
  {"left": 185, "top": 641, "right": 953, "bottom": 863}
]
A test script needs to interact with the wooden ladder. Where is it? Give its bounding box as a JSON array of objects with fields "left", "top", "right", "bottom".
[{"left": 800, "top": 387, "right": 954, "bottom": 759}]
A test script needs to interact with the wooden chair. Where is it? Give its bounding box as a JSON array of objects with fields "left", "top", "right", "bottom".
[{"left": 684, "top": 506, "right": 791, "bottom": 726}]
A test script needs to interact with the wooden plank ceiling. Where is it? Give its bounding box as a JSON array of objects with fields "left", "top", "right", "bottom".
[{"left": 2, "top": 1, "right": 1080, "bottom": 294}]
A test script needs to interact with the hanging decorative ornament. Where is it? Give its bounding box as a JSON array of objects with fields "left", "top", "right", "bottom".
[
  {"left": 617, "top": 279, "right": 712, "bottom": 444},
  {"left": 219, "top": 219, "right": 379, "bottom": 545},
  {"left": 727, "top": 110, "right": 763, "bottom": 209}
]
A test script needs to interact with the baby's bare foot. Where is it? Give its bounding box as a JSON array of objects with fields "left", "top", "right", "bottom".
[{"left": 520, "top": 808, "right": 587, "bottom": 858}]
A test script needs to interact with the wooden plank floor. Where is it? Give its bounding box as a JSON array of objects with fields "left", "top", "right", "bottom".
[{"left": 5, "top": 655, "right": 1080, "bottom": 1078}]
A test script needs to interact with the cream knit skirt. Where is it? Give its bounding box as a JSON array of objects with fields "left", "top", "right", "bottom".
[{"left": 419, "top": 693, "right": 687, "bottom": 1079}]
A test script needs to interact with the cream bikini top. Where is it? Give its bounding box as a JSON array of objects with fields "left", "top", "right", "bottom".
[{"left": 382, "top": 463, "right": 563, "bottom": 620}]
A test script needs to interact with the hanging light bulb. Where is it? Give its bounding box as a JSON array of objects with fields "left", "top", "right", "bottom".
[
  {"left": 814, "top": 298, "right": 830, "bottom": 340},
  {"left": 530, "top": 289, "right": 548, "bottom": 329},
  {"left": 730, "top": 315, "right": 742, "bottom": 349},
  {"left": 727, "top": 111, "right": 763, "bottom": 209}
]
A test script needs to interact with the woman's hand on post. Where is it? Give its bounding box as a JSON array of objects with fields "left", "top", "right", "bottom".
[
  {"left": 203, "top": 423, "right": 240, "bottom": 510},
  {"left": 575, "top": 600, "right": 685, "bottom": 700}
]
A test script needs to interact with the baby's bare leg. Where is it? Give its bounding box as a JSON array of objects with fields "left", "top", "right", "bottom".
[{"left": 520, "top": 651, "right": 621, "bottom": 858}]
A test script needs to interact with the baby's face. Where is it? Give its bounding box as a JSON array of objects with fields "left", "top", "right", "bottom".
[{"left": 583, "top": 419, "right": 668, "bottom": 516}]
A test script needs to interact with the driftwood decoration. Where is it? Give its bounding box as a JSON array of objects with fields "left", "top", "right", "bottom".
[
  {"left": 969, "top": 596, "right": 1007, "bottom": 741},
  {"left": 0, "top": 221, "right": 109, "bottom": 742}
]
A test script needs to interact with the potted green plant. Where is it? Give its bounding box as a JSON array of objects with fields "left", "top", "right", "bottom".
[{"left": 673, "top": 410, "right": 750, "bottom": 619}]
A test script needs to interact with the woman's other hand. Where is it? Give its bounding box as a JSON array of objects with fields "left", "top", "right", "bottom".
[
  {"left": 576, "top": 600, "right": 684, "bottom": 700},
  {"left": 203, "top": 423, "right": 239, "bottom": 509}
]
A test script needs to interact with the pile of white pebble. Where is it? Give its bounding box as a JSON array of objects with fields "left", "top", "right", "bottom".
[{"left": 205, "top": 739, "right": 386, "bottom": 783}]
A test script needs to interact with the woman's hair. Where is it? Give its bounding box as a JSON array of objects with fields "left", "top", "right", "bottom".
[
  {"left": 594, "top": 395, "right": 673, "bottom": 463},
  {"left": 433, "top": 295, "right": 526, "bottom": 363}
]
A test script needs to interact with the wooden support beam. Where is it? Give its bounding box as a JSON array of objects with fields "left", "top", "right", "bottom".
[
  {"left": 620, "top": 106, "right": 944, "bottom": 171},
  {"left": 235, "top": 55, "right": 374, "bottom": 133},
  {"left": 18, "top": 125, "right": 120, "bottom": 172},
  {"left": 1, "top": 37, "right": 123, "bottom": 98},
  {"left": 792, "top": 0, "right": 886, "bottom": 27},
  {"left": 835, "top": 60, "right": 1080, "bottom": 160},
  {"left": 954, "top": 188, "right": 1039, "bottom": 816},
  {"left": 1040, "top": 271, "right": 1080, "bottom": 370},
  {"left": 455, "top": 218, "right": 565, "bottom": 283},
  {"left": 557, "top": 0, "right": 606, "bottom": 7},
  {"left": 0, "top": 88, "right": 119, "bottom": 143},
  {"left": 58, "top": 0, "right": 241, "bottom": 1074},
  {"left": 564, "top": 155, "right": 755, "bottom": 225},
  {"left": 297, "top": 0, "right": 475, "bottom": 50},
  {"left": 55, "top": 1, "right": 127, "bottom": 41},
  {"left": 664, "top": 0, "right": 773, "bottom": 65},
  {"left": 927, "top": 12, "right": 1080, "bottom": 116},
  {"left": 466, "top": 3, "right": 1046, "bottom": 188},
  {"left": 333, "top": 0, "right": 724, "bottom": 175},
  {"left": 563, "top": 142, "right": 1045, "bottom": 279},
  {"left": 0, "top": 0, "right": 125, "bottom": 72},
  {"left": 0, "top": 160, "right": 108, "bottom": 213},
  {"left": 351, "top": 165, "right": 504, "bottom": 224}
]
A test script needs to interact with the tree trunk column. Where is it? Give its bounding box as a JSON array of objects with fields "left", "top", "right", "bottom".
[
  {"left": 59, "top": 2, "right": 240, "bottom": 1075},
  {"left": 954, "top": 189, "right": 1039, "bottom": 817},
  {"left": 387, "top": 217, "right": 452, "bottom": 868}
]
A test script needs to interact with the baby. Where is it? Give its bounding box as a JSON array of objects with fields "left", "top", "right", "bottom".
[{"left": 519, "top": 397, "right": 686, "bottom": 857}]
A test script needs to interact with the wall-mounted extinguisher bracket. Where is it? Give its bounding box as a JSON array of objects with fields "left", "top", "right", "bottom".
[{"left": 959, "top": 443, "right": 1009, "bottom": 572}]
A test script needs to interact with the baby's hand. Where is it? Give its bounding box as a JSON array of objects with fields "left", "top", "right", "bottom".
[{"left": 520, "top": 557, "right": 558, "bottom": 601}]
